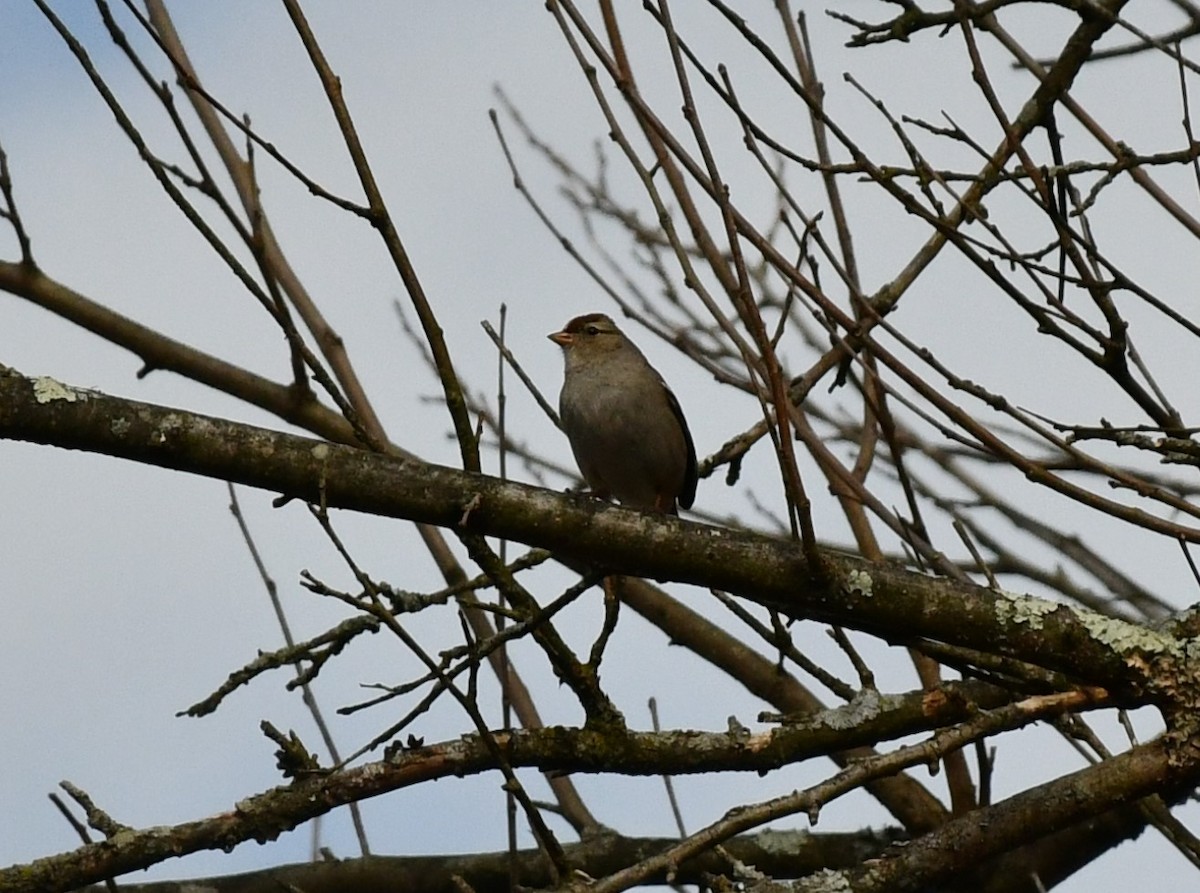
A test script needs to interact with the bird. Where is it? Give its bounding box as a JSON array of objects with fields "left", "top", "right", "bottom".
[{"left": 549, "top": 312, "right": 697, "bottom": 515}]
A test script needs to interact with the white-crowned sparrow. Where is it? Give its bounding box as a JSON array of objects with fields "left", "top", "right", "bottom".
[{"left": 549, "top": 313, "right": 697, "bottom": 514}]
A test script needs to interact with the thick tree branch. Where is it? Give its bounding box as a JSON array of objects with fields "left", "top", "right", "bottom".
[
  {"left": 67, "top": 828, "right": 895, "bottom": 893},
  {"left": 0, "top": 368, "right": 1189, "bottom": 700},
  {"left": 805, "top": 738, "right": 1192, "bottom": 893},
  {"left": 0, "top": 688, "right": 1156, "bottom": 893}
]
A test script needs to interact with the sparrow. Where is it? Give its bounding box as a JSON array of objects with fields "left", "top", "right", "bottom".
[{"left": 549, "top": 313, "right": 697, "bottom": 514}]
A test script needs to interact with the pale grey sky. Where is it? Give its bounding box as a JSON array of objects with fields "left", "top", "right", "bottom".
[{"left": 2, "top": 2, "right": 1198, "bottom": 889}]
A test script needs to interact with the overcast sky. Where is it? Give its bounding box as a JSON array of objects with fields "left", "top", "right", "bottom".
[{"left": 3, "top": 3, "right": 1199, "bottom": 889}]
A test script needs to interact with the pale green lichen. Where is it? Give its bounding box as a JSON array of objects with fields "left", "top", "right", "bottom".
[
  {"left": 32, "top": 376, "right": 84, "bottom": 403},
  {"left": 1184, "top": 638, "right": 1200, "bottom": 663},
  {"left": 311, "top": 443, "right": 330, "bottom": 460},
  {"left": 819, "top": 689, "right": 892, "bottom": 730},
  {"left": 994, "top": 591, "right": 1059, "bottom": 629},
  {"left": 1075, "top": 610, "right": 1181, "bottom": 656},
  {"left": 150, "top": 413, "right": 185, "bottom": 444},
  {"left": 794, "top": 868, "right": 853, "bottom": 892},
  {"left": 996, "top": 590, "right": 1183, "bottom": 656},
  {"left": 846, "top": 569, "right": 873, "bottom": 597},
  {"left": 755, "top": 827, "right": 812, "bottom": 854}
]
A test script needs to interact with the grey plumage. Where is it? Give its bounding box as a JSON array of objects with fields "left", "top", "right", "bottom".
[{"left": 549, "top": 313, "right": 697, "bottom": 514}]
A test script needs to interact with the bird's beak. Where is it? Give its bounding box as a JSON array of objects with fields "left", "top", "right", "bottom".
[{"left": 548, "top": 330, "right": 573, "bottom": 347}]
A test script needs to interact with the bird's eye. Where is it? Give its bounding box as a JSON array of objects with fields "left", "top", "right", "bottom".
[{"left": 585, "top": 325, "right": 600, "bottom": 336}]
